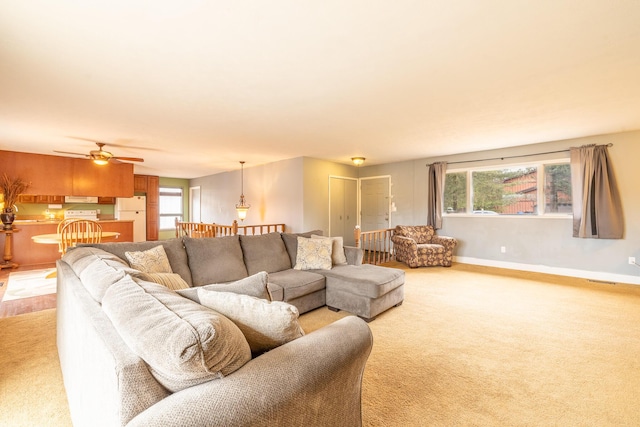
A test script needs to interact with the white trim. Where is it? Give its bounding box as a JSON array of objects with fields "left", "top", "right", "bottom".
[{"left": 455, "top": 256, "right": 640, "bottom": 285}]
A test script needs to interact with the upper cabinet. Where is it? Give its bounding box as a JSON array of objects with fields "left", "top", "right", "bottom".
[
  {"left": 0, "top": 150, "right": 134, "bottom": 197},
  {"left": 71, "top": 158, "right": 134, "bottom": 197}
]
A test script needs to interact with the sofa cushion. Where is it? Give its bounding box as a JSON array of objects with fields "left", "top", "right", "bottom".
[
  {"left": 78, "top": 238, "right": 194, "bottom": 286},
  {"left": 321, "top": 264, "right": 405, "bottom": 298},
  {"left": 268, "top": 269, "right": 326, "bottom": 301},
  {"left": 134, "top": 272, "right": 190, "bottom": 291},
  {"left": 239, "top": 232, "right": 291, "bottom": 275},
  {"left": 177, "top": 271, "right": 270, "bottom": 304},
  {"left": 311, "top": 235, "right": 348, "bottom": 265},
  {"left": 183, "top": 235, "right": 248, "bottom": 286},
  {"left": 63, "top": 247, "right": 139, "bottom": 303},
  {"left": 197, "top": 289, "right": 305, "bottom": 354},
  {"left": 125, "top": 245, "right": 173, "bottom": 273},
  {"left": 281, "top": 230, "right": 323, "bottom": 267},
  {"left": 294, "top": 237, "right": 333, "bottom": 270},
  {"left": 102, "top": 275, "right": 251, "bottom": 393}
]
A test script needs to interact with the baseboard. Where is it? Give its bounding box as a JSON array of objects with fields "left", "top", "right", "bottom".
[{"left": 454, "top": 256, "right": 640, "bottom": 286}]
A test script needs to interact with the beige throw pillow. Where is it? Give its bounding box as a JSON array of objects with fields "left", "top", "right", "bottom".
[
  {"left": 197, "top": 288, "right": 305, "bottom": 354},
  {"left": 311, "top": 234, "right": 348, "bottom": 265},
  {"left": 125, "top": 245, "right": 173, "bottom": 273},
  {"left": 293, "top": 236, "right": 333, "bottom": 270}
]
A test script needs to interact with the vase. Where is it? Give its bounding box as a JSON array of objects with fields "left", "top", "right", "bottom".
[{"left": 1, "top": 211, "right": 15, "bottom": 230}]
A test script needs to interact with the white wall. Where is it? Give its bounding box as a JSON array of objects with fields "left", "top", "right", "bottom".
[
  {"left": 360, "top": 130, "right": 640, "bottom": 284},
  {"left": 189, "top": 157, "right": 304, "bottom": 231}
]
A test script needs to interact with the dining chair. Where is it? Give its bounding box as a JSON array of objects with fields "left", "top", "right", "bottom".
[
  {"left": 60, "top": 219, "right": 103, "bottom": 255},
  {"left": 57, "top": 218, "right": 79, "bottom": 253}
]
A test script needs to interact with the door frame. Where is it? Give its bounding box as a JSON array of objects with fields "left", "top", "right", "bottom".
[{"left": 189, "top": 186, "right": 201, "bottom": 222}]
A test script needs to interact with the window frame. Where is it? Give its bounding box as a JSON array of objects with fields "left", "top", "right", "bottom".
[
  {"left": 158, "top": 186, "right": 184, "bottom": 230},
  {"left": 443, "top": 158, "right": 572, "bottom": 218}
]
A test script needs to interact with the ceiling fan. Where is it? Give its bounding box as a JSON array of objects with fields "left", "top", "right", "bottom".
[{"left": 54, "top": 141, "right": 145, "bottom": 165}]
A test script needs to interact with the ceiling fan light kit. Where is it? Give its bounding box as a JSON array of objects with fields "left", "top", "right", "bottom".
[{"left": 54, "top": 141, "right": 144, "bottom": 165}]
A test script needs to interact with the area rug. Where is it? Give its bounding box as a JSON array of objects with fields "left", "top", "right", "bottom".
[{"left": 1, "top": 268, "right": 57, "bottom": 302}]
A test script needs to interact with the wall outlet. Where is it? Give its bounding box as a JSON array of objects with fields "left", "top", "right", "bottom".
[
  {"left": 630, "top": 257, "right": 636, "bottom": 265},
  {"left": 500, "top": 246, "right": 506, "bottom": 253}
]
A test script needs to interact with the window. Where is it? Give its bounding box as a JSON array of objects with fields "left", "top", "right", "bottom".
[
  {"left": 443, "top": 161, "right": 571, "bottom": 216},
  {"left": 159, "top": 187, "right": 183, "bottom": 230}
]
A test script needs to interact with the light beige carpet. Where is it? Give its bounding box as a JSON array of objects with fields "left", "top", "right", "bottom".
[{"left": 2, "top": 264, "right": 640, "bottom": 426}]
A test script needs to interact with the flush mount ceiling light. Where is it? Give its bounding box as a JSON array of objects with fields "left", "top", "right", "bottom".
[
  {"left": 351, "top": 157, "right": 366, "bottom": 166},
  {"left": 235, "top": 161, "right": 250, "bottom": 221}
]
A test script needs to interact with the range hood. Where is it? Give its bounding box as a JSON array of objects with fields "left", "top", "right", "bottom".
[{"left": 64, "top": 196, "right": 99, "bottom": 203}]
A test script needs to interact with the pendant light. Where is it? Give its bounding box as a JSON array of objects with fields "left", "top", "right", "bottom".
[{"left": 235, "top": 161, "right": 250, "bottom": 221}]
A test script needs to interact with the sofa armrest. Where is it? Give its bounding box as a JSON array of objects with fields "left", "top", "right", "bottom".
[
  {"left": 127, "top": 316, "right": 373, "bottom": 427},
  {"left": 344, "top": 245, "right": 363, "bottom": 266},
  {"left": 431, "top": 235, "right": 457, "bottom": 251},
  {"left": 391, "top": 235, "right": 417, "bottom": 249}
]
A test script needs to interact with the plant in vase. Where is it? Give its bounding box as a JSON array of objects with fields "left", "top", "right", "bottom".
[{"left": 0, "top": 173, "right": 30, "bottom": 230}]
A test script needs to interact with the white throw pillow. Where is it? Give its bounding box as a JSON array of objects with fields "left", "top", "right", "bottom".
[
  {"left": 125, "top": 245, "right": 173, "bottom": 273},
  {"left": 197, "top": 288, "right": 305, "bottom": 354},
  {"left": 311, "top": 234, "right": 348, "bottom": 265},
  {"left": 293, "top": 236, "right": 333, "bottom": 270}
]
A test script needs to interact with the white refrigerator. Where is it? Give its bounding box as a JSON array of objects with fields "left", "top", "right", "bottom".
[{"left": 115, "top": 196, "right": 147, "bottom": 242}]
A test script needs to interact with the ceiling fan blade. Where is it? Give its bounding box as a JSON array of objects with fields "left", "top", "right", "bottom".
[
  {"left": 112, "top": 156, "right": 144, "bottom": 163},
  {"left": 67, "top": 136, "right": 158, "bottom": 151},
  {"left": 53, "top": 150, "right": 90, "bottom": 157}
]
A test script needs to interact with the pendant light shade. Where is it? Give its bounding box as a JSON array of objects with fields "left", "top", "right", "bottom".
[{"left": 235, "top": 161, "right": 250, "bottom": 221}]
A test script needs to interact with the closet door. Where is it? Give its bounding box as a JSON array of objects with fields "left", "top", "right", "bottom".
[{"left": 329, "top": 177, "right": 357, "bottom": 246}]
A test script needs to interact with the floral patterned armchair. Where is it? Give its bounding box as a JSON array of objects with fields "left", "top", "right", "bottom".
[{"left": 391, "top": 225, "right": 457, "bottom": 268}]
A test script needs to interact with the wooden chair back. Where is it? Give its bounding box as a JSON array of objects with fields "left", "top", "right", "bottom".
[
  {"left": 57, "top": 218, "right": 79, "bottom": 253},
  {"left": 60, "top": 219, "right": 103, "bottom": 254}
]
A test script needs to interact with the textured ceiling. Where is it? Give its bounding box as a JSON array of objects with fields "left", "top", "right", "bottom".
[{"left": 1, "top": 1, "right": 639, "bottom": 178}]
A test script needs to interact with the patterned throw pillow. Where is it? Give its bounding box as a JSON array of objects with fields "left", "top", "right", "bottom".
[
  {"left": 197, "top": 288, "right": 305, "bottom": 354},
  {"left": 293, "top": 236, "right": 333, "bottom": 270},
  {"left": 125, "top": 245, "right": 173, "bottom": 273},
  {"left": 311, "top": 235, "right": 348, "bottom": 265},
  {"left": 134, "top": 272, "right": 190, "bottom": 291}
]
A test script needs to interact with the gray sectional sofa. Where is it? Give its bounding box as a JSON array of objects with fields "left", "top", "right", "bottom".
[{"left": 57, "top": 231, "right": 405, "bottom": 426}]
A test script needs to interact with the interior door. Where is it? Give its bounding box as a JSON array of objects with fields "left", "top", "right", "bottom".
[
  {"left": 361, "top": 177, "right": 390, "bottom": 231},
  {"left": 329, "top": 177, "right": 358, "bottom": 246}
]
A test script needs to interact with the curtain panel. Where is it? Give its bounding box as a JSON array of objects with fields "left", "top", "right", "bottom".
[
  {"left": 427, "top": 162, "right": 447, "bottom": 229},
  {"left": 570, "top": 144, "right": 624, "bottom": 239}
]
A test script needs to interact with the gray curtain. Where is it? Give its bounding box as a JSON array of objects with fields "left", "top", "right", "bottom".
[
  {"left": 570, "top": 144, "right": 623, "bottom": 239},
  {"left": 427, "top": 162, "right": 447, "bottom": 229}
]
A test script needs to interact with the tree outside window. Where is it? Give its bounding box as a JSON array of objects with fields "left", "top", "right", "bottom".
[{"left": 443, "top": 162, "right": 571, "bottom": 216}]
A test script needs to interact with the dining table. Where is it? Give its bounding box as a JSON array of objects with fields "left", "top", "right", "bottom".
[{"left": 31, "top": 231, "right": 121, "bottom": 244}]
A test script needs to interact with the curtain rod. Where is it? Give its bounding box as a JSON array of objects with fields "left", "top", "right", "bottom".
[{"left": 426, "top": 143, "right": 613, "bottom": 167}]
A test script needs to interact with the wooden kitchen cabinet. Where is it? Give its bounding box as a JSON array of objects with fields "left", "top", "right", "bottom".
[
  {"left": 16, "top": 195, "right": 65, "bottom": 204},
  {"left": 134, "top": 175, "right": 148, "bottom": 192},
  {"left": 98, "top": 197, "right": 116, "bottom": 204},
  {"left": 0, "top": 150, "right": 134, "bottom": 197},
  {"left": 132, "top": 174, "right": 159, "bottom": 241},
  {"left": 146, "top": 176, "right": 159, "bottom": 241},
  {"left": 17, "top": 195, "right": 37, "bottom": 203}
]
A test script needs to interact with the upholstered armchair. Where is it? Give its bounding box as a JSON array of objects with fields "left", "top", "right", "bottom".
[{"left": 391, "top": 225, "right": 457, "bottom": 268}]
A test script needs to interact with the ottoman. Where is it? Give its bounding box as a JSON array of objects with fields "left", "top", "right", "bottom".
[{"left": 322, "top": 264, "right": 405, "bottom": 322}]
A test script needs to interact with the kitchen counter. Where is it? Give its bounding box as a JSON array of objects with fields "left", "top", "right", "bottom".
[
  {"left": 11, "top": 220, "right": 135, "bottom": 266},
  {"left": 14, "top": 219, "right": 134, "bottom": 225}
]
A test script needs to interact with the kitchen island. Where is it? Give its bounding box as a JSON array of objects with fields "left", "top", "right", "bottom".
[{"left": 12, "top": 220, "right": 134, "bottom": 267}]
